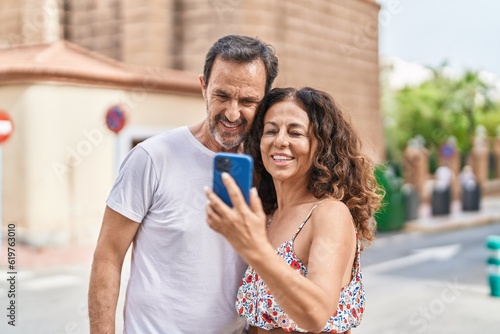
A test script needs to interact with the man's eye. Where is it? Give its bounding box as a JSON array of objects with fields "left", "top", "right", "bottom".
[{"left": 216, "top": 94, "right": 229, "bottom": 100}]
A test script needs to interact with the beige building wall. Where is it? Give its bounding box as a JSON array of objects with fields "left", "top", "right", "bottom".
[{"left": 0, "top": 82, "right": 205, "bottom": 245}]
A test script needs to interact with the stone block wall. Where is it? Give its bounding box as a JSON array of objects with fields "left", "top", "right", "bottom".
[
  {"left": 0, "top": 0, "right": 384, "bottom": 160},
  {"left": 174, "top": 0, "right": 384, "bottom": 160},
  {"left": 0, "top": 0, "right": 60, "bottom": 46},
  {"left": 62, "top": 0, "right": 122, "bottom": 60}
]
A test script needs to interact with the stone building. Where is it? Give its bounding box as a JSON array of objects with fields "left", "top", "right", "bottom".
[
  {"left": 1, "top": 0, "right": 383, "bottom": 157},
  {"left": 0, "top": 0, "right": 384, "bottom": 245}
]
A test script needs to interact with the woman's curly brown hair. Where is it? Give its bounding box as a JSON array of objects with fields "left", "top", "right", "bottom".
[{"left": 245, "top": 87, "right": 383, "bottom": 247}]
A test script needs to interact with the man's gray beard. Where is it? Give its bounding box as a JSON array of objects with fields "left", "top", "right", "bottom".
[
  {"left": 212, "top": 127, "right": 247, "bottom": 150},
  {"left": 209, "top": 116, "right": 247, "bottom": 150}
]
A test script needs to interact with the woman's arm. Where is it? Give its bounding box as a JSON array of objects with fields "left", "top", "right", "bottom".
[{"left": 205, "top": 173, "right": 356, "bottom": 333}]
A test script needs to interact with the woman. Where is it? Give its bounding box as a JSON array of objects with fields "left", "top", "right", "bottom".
[{"left": 205, "top": 87, "right": 382, "bottom": 333}]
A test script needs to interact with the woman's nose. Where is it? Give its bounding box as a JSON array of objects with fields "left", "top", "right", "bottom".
[{"left": 274, "top": 133, "right": 288, "bottom": 148}]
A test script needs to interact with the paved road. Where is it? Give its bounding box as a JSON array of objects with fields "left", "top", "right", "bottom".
[
  {"left": 355, "top": 223, "right": 500, "bottom": 334},
  {"left": 0, "top": 223, "right": 499, "bottom": 333},
  {"left": 0, "top": 265, "right": 90, "bottom": 333}
]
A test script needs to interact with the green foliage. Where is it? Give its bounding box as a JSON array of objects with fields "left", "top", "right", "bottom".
[
  {"left": 383, "top": 64, "right": 500, "bottom": 164},
  {"left": 477, "top": 111, "right": 500, "bottom": 137}
]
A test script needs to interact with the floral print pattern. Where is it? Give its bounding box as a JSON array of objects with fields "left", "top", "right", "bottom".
[{"left": 235, "top": 205, "right": 365, "bottom": 333}]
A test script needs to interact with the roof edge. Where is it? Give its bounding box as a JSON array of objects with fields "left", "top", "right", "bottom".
[{"left": 0, "top": 40, "right": 201, "bottom": 96}]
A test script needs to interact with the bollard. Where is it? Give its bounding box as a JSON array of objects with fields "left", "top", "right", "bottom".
[
  {"left": 402, "top": 184, "right": 419, "bottom": 221},
  {"left": 431, "top": 186, "right": 451, "bottom": 216},
  {"left": 486, "top": 235, "right": 500, "bottom": 297},
  {"left": 461, "top": 182, "right": 481, "bottom": 211}
]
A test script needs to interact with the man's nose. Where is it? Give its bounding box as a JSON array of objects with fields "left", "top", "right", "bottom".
[{"left": 225, "top": 100, "right": 240, "bottom": 122}]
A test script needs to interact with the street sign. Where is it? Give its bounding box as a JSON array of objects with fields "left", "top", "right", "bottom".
[
  {"left": 105, "top": 105, "right": 127, "bottom": 134},
  {"left": 0, "top": 110, "right": 13, "bottom": 143},
  {"left": 440, "top": 142, "right": 455, "bottom": 159}
]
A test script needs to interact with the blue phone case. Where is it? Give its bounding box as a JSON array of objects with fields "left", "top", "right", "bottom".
[{"left": 212, "top": 153, "right": 253, "bottom": 207}]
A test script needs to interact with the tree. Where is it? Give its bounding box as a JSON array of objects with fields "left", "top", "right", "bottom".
[
  {"left": 382, "top": 63, "right": 500, "bottom": 165},
  {"left": 445, "top": 70, "right": 498, "bottom": 148}
]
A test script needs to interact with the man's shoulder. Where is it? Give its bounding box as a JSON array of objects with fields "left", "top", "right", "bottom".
[{"left": 138, "top": 126, "right": 189, "bottom": 152}]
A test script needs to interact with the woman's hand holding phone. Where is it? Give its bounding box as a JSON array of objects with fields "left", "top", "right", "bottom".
[{"left": 205, "top": 160, "right": 269, "bottom": 260}]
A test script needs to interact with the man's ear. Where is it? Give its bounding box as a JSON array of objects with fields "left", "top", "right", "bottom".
[{"left": 199, "top": 75, "right": 207, "bottom": 99}]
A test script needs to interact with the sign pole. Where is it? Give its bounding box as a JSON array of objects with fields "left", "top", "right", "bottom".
[
  {"left": 0, "top": 146, "right": 2, "bottom": 248},
  {"left": 115, "top": 135, "right": 120, "bottom": 176},
  {"left": 0, "top": 110, "right": 14, "bottom": 258},
  {"left": 105, "top": 105, "right": 127, "bottom": 176}
]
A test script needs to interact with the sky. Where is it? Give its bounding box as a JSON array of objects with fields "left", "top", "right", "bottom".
[{"left": 378, "top": 0, "right": 500, "bottom": 79}]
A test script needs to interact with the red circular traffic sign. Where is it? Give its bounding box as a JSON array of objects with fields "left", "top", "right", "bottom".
[
  {"left": 0, "top": 110, "right": 14, "bottom": 143},
  {"left": 105, "top": 105, "right": 127, "bottom": 134}
]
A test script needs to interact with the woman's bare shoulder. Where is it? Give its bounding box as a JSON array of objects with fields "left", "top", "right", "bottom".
[
  {"left": 311, "top": 198, "right": 354, "bottom": 234},
  {"left": 317, "top": 198, "right": 351, "bottom": 218}
]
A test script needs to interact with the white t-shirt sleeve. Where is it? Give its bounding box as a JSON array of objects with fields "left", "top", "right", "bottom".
[{"left": 106, "top": 146, "right": 158, "bottom": 223}]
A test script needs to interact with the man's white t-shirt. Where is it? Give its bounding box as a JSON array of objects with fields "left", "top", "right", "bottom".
[{"left": 106, "top": 126, "right": 247, "bottom": 334}]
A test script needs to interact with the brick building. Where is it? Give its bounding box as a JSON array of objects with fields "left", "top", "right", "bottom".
[
  {"left": 0, "top": 0, "right": 384, "bottom": 159},
  {"left": 0, "top": 0, "right": 384, "bottom": 245}
]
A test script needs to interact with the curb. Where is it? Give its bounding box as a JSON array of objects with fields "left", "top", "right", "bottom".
[{"left": 403, "top": 212, "right": 500, "bottom": 234}]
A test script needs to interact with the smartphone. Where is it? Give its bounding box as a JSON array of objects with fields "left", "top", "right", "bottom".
[{"left": 212, "top": 153, "right": 253, "bottom": 207}]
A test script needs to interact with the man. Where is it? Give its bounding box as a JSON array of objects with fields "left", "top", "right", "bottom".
[{"left": 88, "top": 35, "right": 278, "bottom": 333}]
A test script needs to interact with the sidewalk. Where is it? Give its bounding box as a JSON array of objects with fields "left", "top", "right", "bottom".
[
  {"left": 0, "top": 240, "right": 95, "bottom": 269},
  {"left": 404, "top": 194, "right": 500, "bottom": 233},
  {"left": 2, "top": 195, "right": 500, "bottom": 269}
]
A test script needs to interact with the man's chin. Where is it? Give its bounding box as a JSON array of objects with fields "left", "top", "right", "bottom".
[{"left": 216, "top": 134, "right": 244, "bottom": 150}]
